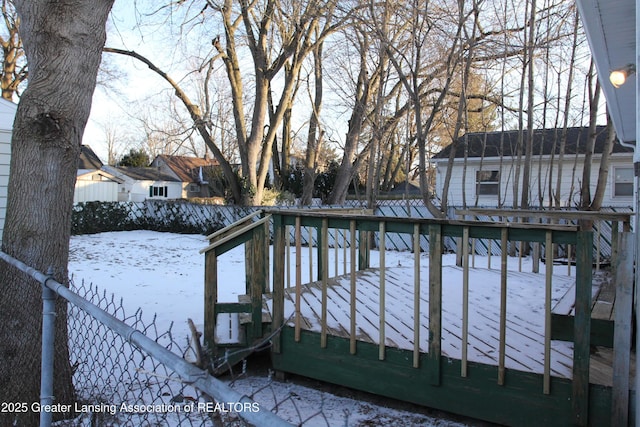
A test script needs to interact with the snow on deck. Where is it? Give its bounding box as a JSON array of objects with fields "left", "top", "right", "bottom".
[{"left": 265, "top": 262, "right": 577, "bottom": 379}]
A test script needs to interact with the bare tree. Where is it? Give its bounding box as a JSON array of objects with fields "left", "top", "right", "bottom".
[
  {"left": 301, "top": 36, "right": 325, "bottom": 206},
  {"left": 0, "top": 1, "right": 114, "bottom": 425},
  {"left": 579, "top": 60, "right": 601, "bottom": 210},
  {"left": 589, "top": 114, "right": 615, "bottom": 210},
  {"left": 0, "top": 0, "right": 26, "bottom": 101},
  {"left": 210, "top": 0, "right": 344, "bottom": 204}
]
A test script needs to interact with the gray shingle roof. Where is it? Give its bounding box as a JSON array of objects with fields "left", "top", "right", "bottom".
[{"left": 433, "top": 126, "right": 633, "bottom": 159}]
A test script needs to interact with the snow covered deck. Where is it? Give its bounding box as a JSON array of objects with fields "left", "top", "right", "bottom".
[
  {"left": 205, "top": 209, "right": 634, "bottom": 426},
  {"left": 264, "top": 264, "right": 578, "bottom": 378}
]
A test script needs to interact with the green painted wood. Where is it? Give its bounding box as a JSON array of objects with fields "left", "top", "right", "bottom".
[
  {"left": 204, "top": 250, "right": 217, "bottom": 353},
  {"left": 573, "top": 230, "right": 593, "bottom": 426},
  {"left": 550, "top": 314, "right": 614, "bottom": 348},
  {"left": 358, "top": 229, "right": 371, "bottom": 270},
  {"left": 428, "top": 224, "right": 442, "bottom": 385},
  {"left": 248, "top": 226, "right": 265, "bottom": 341},
  {"left": 272, "top": 212, "right": 579, "bottom": 244},
  {"left": 214, "top": 303, "right": 252, "bottom": 314},
  {"left": 271, "top": 214, "right": 286, "bottom": 353},
  {"left": 271, "top": 328, "right": 612, "bottom": 427}
]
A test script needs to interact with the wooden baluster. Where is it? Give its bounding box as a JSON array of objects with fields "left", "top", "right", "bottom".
[
  {"left": 334, "top": 228, "right": 339, "bottom": 277},
  {"left": 350, "top": 219, "right": 357, "bottom": 354},
  {"left": 285, "top": 224, "right": 290, "bottom": 288},
  {"left": 413, "top": 223, "right": 421, "bottom": 368},
  {"left": 294, "top": 217, "right": 302, "bottom": 342},
  {"left": 309, "top": 226, "right": 314, "bottom": 282},
  {"left": 321, "top": 218, "right": 329, "bottom": 348},
  {"left": 498, "top": 227, "right": 508, "bottom": 385},
  {"left": 461, "top": 226, "right": 469, "bottom": 377},
  {"left": 378, "top": 221, "right": 386, "bottom": 361},
  {"left": 543, "top": 231, "right": 553, "bottom": 394}
]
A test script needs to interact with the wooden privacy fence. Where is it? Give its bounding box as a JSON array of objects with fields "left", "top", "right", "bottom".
[
  {"left": 71, "top": 200, "right": 632, "bottom": 263},
  {"left": 267, "top": 210, "right": 602, "bottom": 426}
]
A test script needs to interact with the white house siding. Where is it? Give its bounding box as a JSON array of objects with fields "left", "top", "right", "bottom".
[
  {"left": 434, "top": 152, "right": 634, "bottom": 208},
  {"left": 0, "top": 99, "right": 16, "bottom": 240},
  {"left": 0, "top": 130, "right": 10, "bottom": 240},
  {"left": 120, "top": 180, "right": 183, "bottom": 202},
  {"left": 74, "top": 176, "right": 119, "bottom": 203}
]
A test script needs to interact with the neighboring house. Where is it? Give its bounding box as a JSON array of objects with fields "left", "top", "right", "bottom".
[
  {"left": 74, "top": 145, "right": 123, "bottom": 203},
  {"left": 432, "top": 126, "right": 634, "bottom": 208},
  {"left": 0, "top": 98, "right": 16, "bottom": 240},
  {"left": 150, "top": 154, "right": 219, "bottom": 198},
  {"left": 102, "top": 165, "right": 183, "bottom": 202}
]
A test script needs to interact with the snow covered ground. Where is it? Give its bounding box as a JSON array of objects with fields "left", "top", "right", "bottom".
[
  {"left": 69, "top": 231, "right": 571, "bottom": 426},
  {"left": 69, "top": 230, "right": 572, "bottom": 426}
]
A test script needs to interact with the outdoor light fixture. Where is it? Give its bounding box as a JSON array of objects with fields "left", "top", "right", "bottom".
[{"left": 609, "top": 64, "right": 636, "bottom": 88}]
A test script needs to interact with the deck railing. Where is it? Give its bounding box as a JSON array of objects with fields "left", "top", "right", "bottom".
[{"left": 268, "top": 210, "right": 596, "bottom": 425}]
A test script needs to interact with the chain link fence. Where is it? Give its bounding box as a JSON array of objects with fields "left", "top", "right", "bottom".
[{"left": 0, "top": 268, "right": 455, "bottom": 427}]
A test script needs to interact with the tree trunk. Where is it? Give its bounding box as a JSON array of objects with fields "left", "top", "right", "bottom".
[
  {"left": 590, "top": 116, "right": 615, "bottom": 210},
  {"left": 580, "top": 65, "right": 601, "bottom": 209},
  {"left": 301, "top": 41, "right": 324, "bottom": 206},
  {"left": 0, "top": 1, "right": 113, "bottom": 425}
]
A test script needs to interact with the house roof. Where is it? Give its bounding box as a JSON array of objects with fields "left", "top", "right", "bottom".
[
  {"left": 576, "top": 0, "right": 635, "bottom": 144},
  {"left": 77, "top": 169, "right": 124, "bottom": 183},
  {"left": 78, "top": 145, "right": 104, "bottom": 169},
  {"left": 389, "top": 181, "right": 421, "bottom": 195},
  {"left": 153, "top": 154, "right": 219, "bottom": 183},
  {"left": 433, "top": 126, "right": 634, "bottom": 160},
  {"left": 105, "top": 166, "right": 180, "bottom": 182}
]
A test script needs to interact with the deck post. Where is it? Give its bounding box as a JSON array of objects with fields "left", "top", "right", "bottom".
[
  {"left": 204, "top": 250, "right": 218, "bottom": 354},
  {"left": 572, "top": 230, "right": 593, "bottom": 426},
  {"left": 249, "top": 219, "right": 267, "bottom": 341},
  {"left": 428, "top": 223, "right": 442, "bottom": 384},
  {"left": 271, "top": 214, "right": 286, "bottom": 353},
  {"left": 612, "top": 232, "right": 633, "bottom": 426}
]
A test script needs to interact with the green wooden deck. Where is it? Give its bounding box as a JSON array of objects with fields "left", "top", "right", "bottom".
[{"left": 203, "top": 210, "right": 635, "bottom": 426}]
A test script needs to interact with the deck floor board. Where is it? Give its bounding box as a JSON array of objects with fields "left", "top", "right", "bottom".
[{"left": 260, "top": 264, "right": 633, "bottom": 385}]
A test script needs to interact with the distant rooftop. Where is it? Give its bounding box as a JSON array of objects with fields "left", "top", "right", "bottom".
[
  {"left": 106, "top": 166, "right": 180, "bottom": 182},
  {"left": 78, "top": 145, "right": 103, "bottom": 169},
  {"left": 433, "top": 126, "right": 633, "bottom": 159}
]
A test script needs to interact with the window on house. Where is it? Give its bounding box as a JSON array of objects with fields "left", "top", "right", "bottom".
[
  {"left": 614, "top": 167, "right": 634, "bottom": 197},
  {"left": 476, "top": 170, "right": 500, "bottom": 196},
  {"left": 149, "top": 185, "right": 169, "bottom": 198}
]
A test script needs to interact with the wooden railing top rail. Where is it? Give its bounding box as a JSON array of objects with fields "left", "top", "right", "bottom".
[
  {"left": 204, "top": 209, "right": 263, "bottom": 242},
  {"left": 266, "top": 209, "right": 580, "bottom": 234},
  {"left": 199, "top": 214, "right": 271, "bottom": 255},
  {"left": 455, "top": 208, "right": 633, "bottom": 223}
]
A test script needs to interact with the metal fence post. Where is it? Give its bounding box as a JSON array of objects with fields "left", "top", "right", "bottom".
[{"left": 40, "top": 268, "right": 56, "bottom": 427}]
